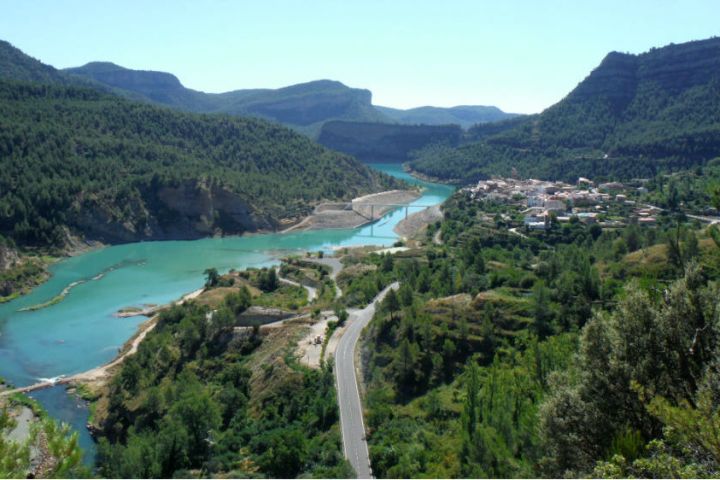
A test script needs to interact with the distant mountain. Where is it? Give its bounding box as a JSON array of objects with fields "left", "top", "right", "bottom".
[
  {"left": 376, "top": 105, "right": 517, "bottom": 128},
  {"left": 64, "top": 62, "right": 388, "bottom": 136},
  {"left": 0, "top": 41, "right": 400, "bottom": 248},
  {"left": 318, "top": 121, "right": 462, "bottom": 163},
  {"left": 64, "top": 62, "right": 516, "bottom": 137},
  {"left": 409, "top": 37, "right": 720, "bottom": 182},
  {"left": 64, "top": 61, "right": 218, "bottom": 109}
]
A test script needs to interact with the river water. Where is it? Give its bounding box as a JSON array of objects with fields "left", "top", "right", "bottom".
[{"left": 0, "top": 163, "right": 453, "bottom": 464}]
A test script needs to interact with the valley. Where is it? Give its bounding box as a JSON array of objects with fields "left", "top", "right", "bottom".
[
  {"left": 0, "top": 163, "right": 453, "bottom": 474},
  {"left": 1, "top": 18, "right": 720, "bottom": 479}
]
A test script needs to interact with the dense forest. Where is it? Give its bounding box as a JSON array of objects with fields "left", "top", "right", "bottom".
[
  {"left": 329, "top": 188, "right": 720, "bottom": 477},
  {"left": 409, "top": 37, "right": 720, "bottom": 183},
  {"left": 0, "top": 80, "right": 399, "bottom": 247},
  {"left": 318, "top": 121, "right": 463, "bottom": 163}
]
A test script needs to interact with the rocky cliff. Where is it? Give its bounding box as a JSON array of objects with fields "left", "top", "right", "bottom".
[{"left": 71, "top": 180, "right": 278, "bottom": 244}]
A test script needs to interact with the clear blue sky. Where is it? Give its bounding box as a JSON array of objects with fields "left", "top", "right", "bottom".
[{"left": 1, "top": 0, "right": 718, "bottom": 113}]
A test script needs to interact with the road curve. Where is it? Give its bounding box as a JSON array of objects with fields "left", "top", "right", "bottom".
[{"left": 336, "top": 282, "right": 399, "bottom": 479}]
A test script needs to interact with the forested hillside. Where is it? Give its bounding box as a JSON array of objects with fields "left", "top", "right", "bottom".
[
  {"left": 376, "top": 105, "right": 517, "bottom": 128},
  {"left": 94, "top": 273, "right": 351, "bottom": 478},
  {"left": 0, "top": 81, "right": 398, "bottom": 248},
  {"left": 334, "top": 188, "right": 720, "bottom": 477},
  {"left": 318, "top": 121, "right": 463, "bottom": 163},
  {"left": 409, "top": 37, "right": 720, "bottom": 183},
  {"left": 0, "top": 40, "right": 80, "bottom": 85}
]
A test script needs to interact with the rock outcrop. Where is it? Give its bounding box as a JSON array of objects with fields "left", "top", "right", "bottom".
[{"left": 72, "top": 180, "right": 274, "bottom": 244}]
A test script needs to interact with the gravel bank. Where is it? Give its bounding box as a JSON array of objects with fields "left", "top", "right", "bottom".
[
  {"left": 393, "top": 204, "right": 443, "bottom": 238},
  {"left": 285, "top": 189, "right": 421, "bottom": 231}
]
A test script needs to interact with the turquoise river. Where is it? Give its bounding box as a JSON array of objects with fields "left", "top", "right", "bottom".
[{"left": 0, "top": 164, "right": 454, "bottom": 464}]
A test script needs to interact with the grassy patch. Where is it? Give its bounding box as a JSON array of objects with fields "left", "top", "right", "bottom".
[
  {"left": 9, "top": 393, "right": 48, "bottom": 419},
  {"left": 254, "top": 285, "right": 308, "bottom": 311}
]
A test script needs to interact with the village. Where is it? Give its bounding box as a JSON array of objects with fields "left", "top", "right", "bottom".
[{"left": 464, "top": 176, "right": 660, "bottom": 231}]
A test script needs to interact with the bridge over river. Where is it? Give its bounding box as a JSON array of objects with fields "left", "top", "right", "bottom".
[{"left": 353, "top": 202, "right": 435, "bottom": 221}]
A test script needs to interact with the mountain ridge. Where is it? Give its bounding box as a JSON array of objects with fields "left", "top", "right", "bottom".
[
  {"left": 0, "top": 43, "right": 401, "bottom": 250},
  {"left": 376, "top": 104, "right": 518, "bottom": 128},
  {"left": 409, "top": 36, "right": 720, "bottom": 182},
  {"left": 63, "top": 59, "right": 516, "bottom": 135}
]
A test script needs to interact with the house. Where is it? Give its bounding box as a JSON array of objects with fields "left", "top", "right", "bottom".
[
  {"left": 527, "top": 221, "right": 548, "bottom": 231},
  {"left": 639, "top": 217, "right": 657, "bottom": 226},
  {"left": 544, "top": 197, "right": 566, "bottom": 212},
  {"left": 599, "top": 182, "right": 625, "bottom": 191},
  {"left": 577, "top": 212, "right": 598, "bottom": 224},
  {"left": 527, "top": 195, "right": 544, "bottom": 207}
]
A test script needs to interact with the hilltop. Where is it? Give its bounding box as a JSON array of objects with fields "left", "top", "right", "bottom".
[
  {"left": 65, "top": 62, "right": 388, "bottom": 136},
  {"left": 0, "top": 40, "right": 76, "bottom": 85},
  {"left": 376, "top": 104, "right": 518, "bottom": 128},
  {"left": 409, "top": 37, "right": 720, "bottom": 182},
  {"left": 64, "top": 59, "right": 516, "bottom": 137}
]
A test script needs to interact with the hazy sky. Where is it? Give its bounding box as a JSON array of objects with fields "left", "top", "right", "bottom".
[{"left": 1, "top": 0, "right": 718, "bottom": 113}]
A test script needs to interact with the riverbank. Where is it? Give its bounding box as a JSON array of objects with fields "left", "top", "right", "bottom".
[
  {"left": 0, "top": 287, "right": 205, "bottom": 400},
  {"left": 283, "top": 188, "right": 421, "bottom": 232},
  {"left": 0, "top": 237, "right": 104, "bottom": 305},
  {"left": 394, "top": 204, "right": 443, "bottom": 239},
  {"left": 402, "top": 164, "right": 462, "bottom": 185},
  {"left": 0, "top": 163, "right": 455, "bottom": 468}
]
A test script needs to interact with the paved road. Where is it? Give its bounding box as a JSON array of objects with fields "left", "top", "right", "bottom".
[
  {"left": 336, "top": 282, "right": 399, "bottom": 479},
  {"left": 641, "top": 203, "right": 720, "bottom": 224}
]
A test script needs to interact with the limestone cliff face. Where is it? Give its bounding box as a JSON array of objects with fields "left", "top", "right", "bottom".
[
  {"left": 0, "top": 245, "right": 19, "bottom": 271},
  {"left": 72, "top": 181, "right": 274, "bottom": 244},
  {"left": 566, "top": 37, "right": 720, "bottom": 109},
  {"left": 152, "top": 181, "right": 273, "bottom": 237},
  {"left": 0, "top": 245, "right": 20, "bottom": 296}
]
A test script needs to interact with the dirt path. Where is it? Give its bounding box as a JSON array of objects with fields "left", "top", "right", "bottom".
[
  {"left": 305, "top": 256, "right": 343, "bottom": 298},
  {"left": 6, "top": 406, "right": 33, "bottom": 444},
  {"left": 297, "top": 311, "right": 338, "bottom": 368},
  {"left": 276, "top": 268, "right": 318, "bottom": 302}
]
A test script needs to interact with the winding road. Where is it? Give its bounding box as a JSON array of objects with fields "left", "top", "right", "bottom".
[
  {"left": 3, "top": 255, "right": 395, "bottom": 480},
  {"left": 276, "top": 270, "right": 318, "bottom": 302},
  {"left": 335, "top": 282, "right": 399, "bottom": 479}
]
